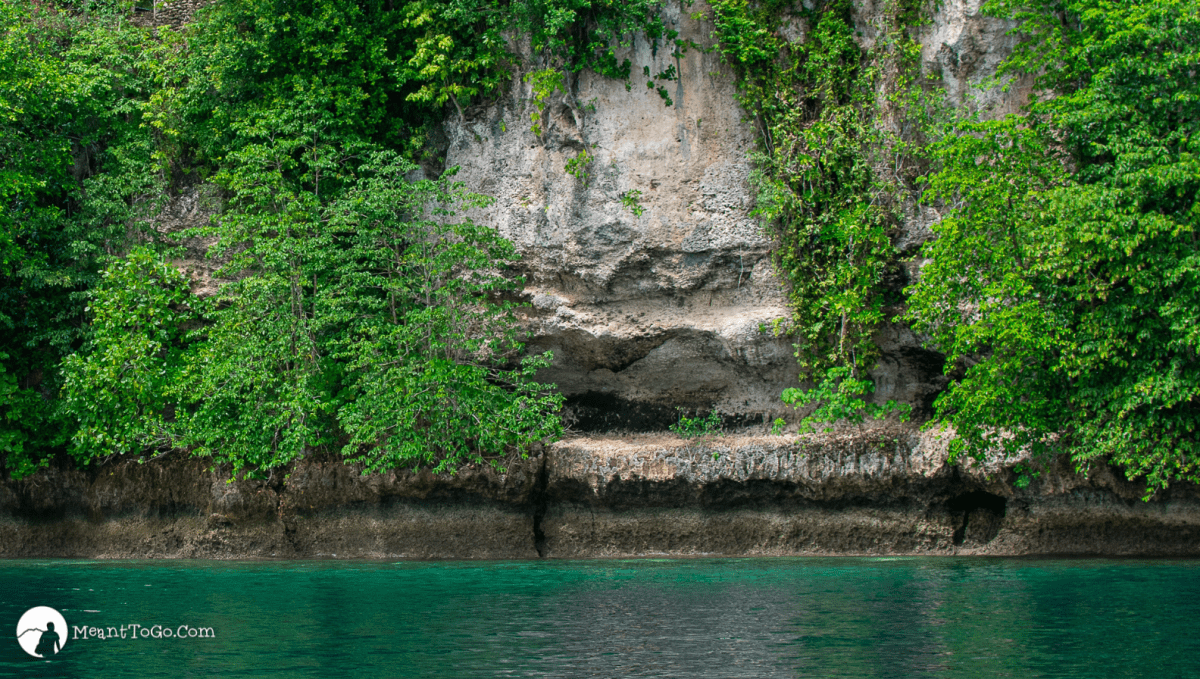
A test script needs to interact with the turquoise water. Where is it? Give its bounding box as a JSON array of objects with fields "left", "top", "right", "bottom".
[{"left": 2, "top": 558, "right": 1198, "bottom": 678}]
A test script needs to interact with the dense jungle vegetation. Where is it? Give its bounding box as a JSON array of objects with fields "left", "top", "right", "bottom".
[
  {"left": 711, "top": 0, "right": 1198, "bottom": 493},
  {"left": 1, "top": 0, "right": 1197, "bottom": 493}
]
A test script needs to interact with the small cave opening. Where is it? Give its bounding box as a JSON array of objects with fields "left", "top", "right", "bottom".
[
  {"left": 946, "top": 490, "right": 1008, "bottom": 546},
  {"left": 947, "top": 490, "right": 1008, "bottom": 515},
  {"left": 562, "top": 392, "right": 680, "bottom": 432},
  {"left": 562, "top": 393, "right": 766, "bottom": 434}
]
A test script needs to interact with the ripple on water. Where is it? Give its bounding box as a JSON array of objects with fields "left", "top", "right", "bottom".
[{"left": 0, "top": 558, "right": 1197, "bottom": 678}]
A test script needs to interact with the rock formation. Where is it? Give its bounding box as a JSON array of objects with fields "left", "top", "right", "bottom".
[
  {"left": 7, "top": 0, "right": 1194, "bottom": 559},
  {"left": 441, "top": 0, "right": 1032, "bottom": 430},
  {"left": 4, "top": 433, "right": 1197, "bottom": 558}
]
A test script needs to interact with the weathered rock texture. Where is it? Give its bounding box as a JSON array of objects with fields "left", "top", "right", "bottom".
[
  {"left": 438, "top": 0, "right": 1030, "bottom": 430},
  {"left": 4, "top": 431, "right": 1198, "bottom": 559},
  {"left": 131, "top": 0, "right": 210, "bottom": 28},
  {"left": 443, "top": 4, "right": 793, "bottom": 431},
  {"left": 131, "top": 0, "right": 213, "bottom": 28},
  {"left": 138, "top": 0, "right": 1032, "bottom": 431},
  {"left": 16, "top": 2, "right": 1182, "bottom": 560},
  {"left": 542, "top": 430, "right": 1200, "bottom": 557},
  {"left": 0, "top": 454, "right": 542, "bottom": 559}
]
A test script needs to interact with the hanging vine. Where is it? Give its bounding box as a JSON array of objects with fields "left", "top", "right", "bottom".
[{"left": 709, "top": 0, "right": 942, "bottom": 429}]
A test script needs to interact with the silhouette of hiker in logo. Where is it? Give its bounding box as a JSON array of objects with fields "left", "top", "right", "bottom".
[
  {"left": 34, "top": 622, "right": 61, "bottom": 657},
  {"left": 15, "top": 606, "right": 68, "bottom": 659}
]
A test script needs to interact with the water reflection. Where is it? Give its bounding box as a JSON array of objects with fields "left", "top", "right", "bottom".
[{"left": 1, "top": 559, "right": 1197, "bottom": 678}]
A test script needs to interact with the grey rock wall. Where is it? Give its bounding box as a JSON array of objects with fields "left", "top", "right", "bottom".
[
  {"left": 443, "top": 2, "right": 794, "bottom": 430},
  {"left": 441, "top": 0, "right": 1029, "bottom": 430},
  {"left": 4, "top": 431, "right": 1197, "bottom": 559},
  {"left": 141, "top": 1, "right": 1032, "bottom": 430},
  {"left": 132, "top": 0, "right": 210, "bottom": 28}
]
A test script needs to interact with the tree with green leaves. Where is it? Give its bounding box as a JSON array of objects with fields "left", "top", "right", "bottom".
[
  {"left": 5, "top": 0, "right": 574, "bottom": 479},
  {"left": 61, "top": 246, "right": 196, "bottom": 464},
  {"left": 49, "top": 0, "right": 568, "bottom": 479},
  {"left": 907, "top": 0, "right": 1200, "bottom": 493},
  {"left": 324, "top": 155, "right": 562, "bottom": 475},
  {"left": 0, "top": 1, "right": 169, "bottom": 476}
]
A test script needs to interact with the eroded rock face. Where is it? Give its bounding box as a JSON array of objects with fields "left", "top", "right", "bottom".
[
  {"left": 0, "top": 454, "right": 542, "bottom": 559},
  {"left": 542, "top": 429, "right": 1200, "bottom": 557},
  {"left": 442, "top": 4, "right": 795, "bottom": 430},
  {"left": 150, "top": 1, "right": 1029, "bottom": 428},
  {"left": 441, "top": 0, "right": 1029, "bottom": 430},
  {"left": 4, "top": 432, "right": 1197, "bottom": 558},
  {"left": 155, "top": 184, "right": 223, "bottom": 297}
]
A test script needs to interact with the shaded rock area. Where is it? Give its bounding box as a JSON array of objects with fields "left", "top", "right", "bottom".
[
  {"left": 3, "top": 430, "right": 1197, "bottom": 559},
  {"left": 0, "top": 455, "right": 542, "bottom": 560}
]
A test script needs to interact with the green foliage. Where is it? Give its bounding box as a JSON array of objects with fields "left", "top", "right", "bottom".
[
  {"left": 782, "top": 366, "right": 910, "bottom": 432},
  {"left": 709, "top": 0, "right": 940, "bottom": 427},
  {"left": 769, "top": 417, "right": 786, "bottom": 435},
  {"left": 670, "top": 408, "right": 723, "bottom": 438},
  {"left": 62, "top": 150, "right": 564, "bottom": 478},
  {"left": 330, "top": 172, "right": 565, "bottom": 471},
  {"left": 61, "top": 247, "right": 197, "bottom": 462},
  {"left": 643, "top": 64, "right": 677, "bottom": 106},
  {"left": 176, "top": 0, "right": 445, "bottom": 164},
  {"left": 526, "top": 67, "right": 567, "bottom": 136},
  {"left": 1, "top": 0, "right": 705, "bottom": 479},
  {"left": 508, "top": 0, "right": 693, "bottom": 86},
  {"left": 564, "top": 149, "right": 594, "bottom": 182},
  {"left": 400, "top": 0, "right": 508, "bottom": 121},
  {"left": 620, "top": 189, "right": 645, "bottom": 216},
  {"left": 906, "top": 0, "right": 1200, "bottom": 493},
  {"left": 172, "top": 0, "right": 687, "bottom": 164},
  {"left": 4, "top": 0, "right": 585, "bottom": 478},
  {"left": 173, "top": 150, "right": 564, "bottom": 476},
  {"left": 0, "top": 1, "right": 169, "bottom": 475}
]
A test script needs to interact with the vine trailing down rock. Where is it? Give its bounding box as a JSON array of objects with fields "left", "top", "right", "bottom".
[{"left": 441, "top": 0, "right": 1026, "bottom": 434}]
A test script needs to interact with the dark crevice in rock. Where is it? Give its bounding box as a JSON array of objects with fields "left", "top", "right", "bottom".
[
  {"left": 564, "top": 392, "right": 679, "bottom": 432},
  {"left": 271, "top": 473, "right": 300, "bottom": 556},
  {"left": 947, "top": 490, "right": 1007, "bottom": 546},
  {"left": 532, "top": 454, "right": 550, "bottom": 557},
  {"left": 528, "top": 328, "right": 674, "bottom": 374},
  {"left": 564, "top": 395, "right": 767, "bottom": 434},
  {"left": 716, "top": 412, "right": 764, "bottom": 430}
]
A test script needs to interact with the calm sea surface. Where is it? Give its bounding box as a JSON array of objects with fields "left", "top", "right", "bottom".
[{"left": 2, "top": 558, "right": 1197, "bottom": 678}]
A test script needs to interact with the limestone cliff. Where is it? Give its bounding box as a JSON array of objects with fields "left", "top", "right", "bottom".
[
  {"left": 147, "top": 0, "right": 1028, "bottom": 431},
  {"left": 9, "top": 1, "right": 1190, "bottom": 560},
  {"left": 437, "top": 0, "right": 1030, "bottom": 430}
]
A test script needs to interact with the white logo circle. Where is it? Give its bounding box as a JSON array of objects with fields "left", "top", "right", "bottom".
[{"left": 15, "top": 606, "right": 68, "bottom": 658}]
